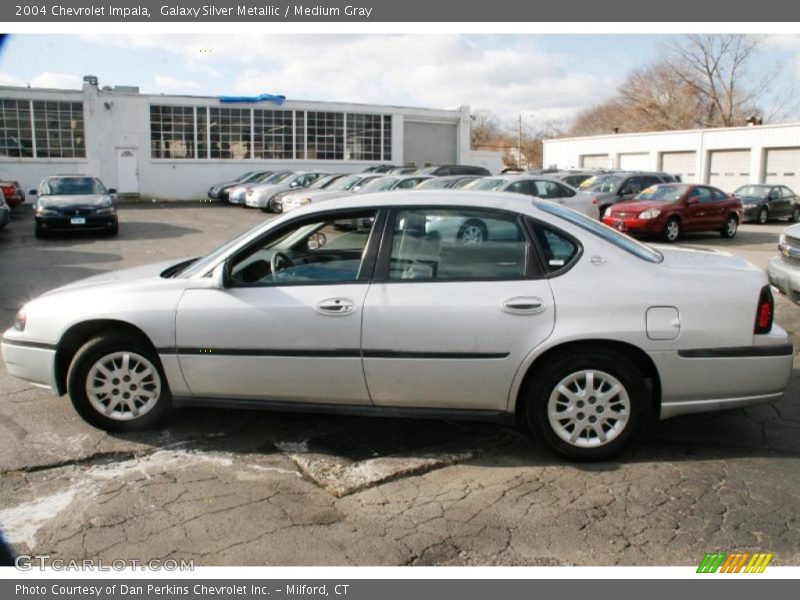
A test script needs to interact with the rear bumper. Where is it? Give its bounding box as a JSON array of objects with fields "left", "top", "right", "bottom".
[
  {"left": 36, "top": 214, "right": 117, "bottom": 231},
  {"left": 767, "top": 255, "right": 800, "bottom": 304},
  {"left": 1, "top": 335, "right": 58, "bottom": 393},
  {"left": 652, "top": 332, "right": 794, "bottom": 419}
]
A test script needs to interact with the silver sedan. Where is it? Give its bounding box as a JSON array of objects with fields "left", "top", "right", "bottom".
[{"left": 1, "top": 191, "right": 792, "bottom": 460}]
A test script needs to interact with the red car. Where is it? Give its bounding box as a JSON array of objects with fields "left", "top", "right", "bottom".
[
  {"left": 602, "top": 183, "right": 743, "bottom": 242},
  {"left": 0, "top": 180, "right": 25, "bottom": 208}
]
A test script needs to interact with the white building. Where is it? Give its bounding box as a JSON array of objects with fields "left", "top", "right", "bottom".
[
  {"left": 0, "top": 78, "right": 500, "bottom": 199},
  {"left": 543, "top": 122, "right": 800, "bottom": 193}
]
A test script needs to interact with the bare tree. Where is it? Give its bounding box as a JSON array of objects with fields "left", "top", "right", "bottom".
[{"left": 470, "top": 109, "right": 503, "bottom": 149}]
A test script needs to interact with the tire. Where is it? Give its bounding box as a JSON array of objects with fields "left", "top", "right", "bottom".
[
  {"left": 757, "top": 207, "right": 768, "bottom": 224},
  {"left": 720, "top": 214, "right": 738, "bottom": 238},
  {"left": 34, "top": 226, "right": 46, "bottom": 239},
  {"left": 106, "top": 224, "right": 119, "bottom": 236},
  {"left": 66, "top": 330, "right": 172, "bottom": 432},
  {"left": 522, "top": 350, "right": 648, "bottom": 461},
  {"left": 457, "top": 219, "right": 488, "bottom": 245},
  {"left": 598, "top": 205, "right": 611, "bottom": 220},
  {"left": 790, "top": 206, "right": 800, "bottom": 223},
  {"left": 268, "top": 195, "right": 283, "bottom": 213},
  {"left": 663, "top": 217, "right": 681, "bottom": 242}
]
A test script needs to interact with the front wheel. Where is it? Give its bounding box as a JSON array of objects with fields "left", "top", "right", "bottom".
[
  {"left": 663, "top": 217, "right": 681, "bottom": 242},
  {"left": 457, "top": 219, "right": 488, "bottom": 245},
  {"left": 67, "top": 330, "right": 172, "bottom": 431},
  {"left": 757, "top": 207, "right": 768, "bottom": 224},
  {"left": 523, "top": 350, "right": 647, "bottom": 461},
  {"left": 720, "top": 214, "right": 738, "bottom": 238},
  {"left": 790, "top": 206, "right": 800, "bottom": 223}
]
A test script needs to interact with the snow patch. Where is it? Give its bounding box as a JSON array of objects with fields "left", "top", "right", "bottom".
[{"left": 0, "top": 490, "right": 76, "bottom": 548}]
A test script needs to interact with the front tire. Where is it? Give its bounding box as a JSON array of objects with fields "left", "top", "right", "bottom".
[
  {"left": 720, "top": 214, "right": 738, "bottom": 238},
  {"left": 67, "top": 330, "right": 172, "bottom": 431},
  {"left": 757, "top": 207, "right": 768, "bottom": 224},
  {"left": 523, "top": 350, "right": 647, "bottom": 461},
  {"left": 663, "top": 217, "right": 681, "bottom": 242},
  {"left": 457, "top": 219, "right": 488, "bottom": 245},
  {"left": 790, "top": 206, "right": 800, "bottom": 223}
]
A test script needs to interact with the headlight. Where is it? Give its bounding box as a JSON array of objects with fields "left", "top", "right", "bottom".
[
  {"left": 14, "top": 308, "right": 26, "bottom": 332},
  {"left": 96, "top": 207, "right": 116, "bottom": 215},
  {"left": 300, "top": 198, "right": 312, "bottom": 205},
  {"left": 779, "top": 233, "right": 787, "bottom": 248},
  {"left": 639, "top": 209, "right": 661, "bottom": 219},
  {"left": 35, "top": 207, "right": 58, "bottom": 216},
  {"left": 604, "top": 207, "right": 612, "bottom": 217}
]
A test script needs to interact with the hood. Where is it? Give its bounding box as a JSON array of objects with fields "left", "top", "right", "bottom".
[
  {"left": 782, "top": 223, "right": 800, "bottom": 238},
  {"left": 251, "top": 182, "right": 292, "bottom": 194},
  {"left": 289, "top": 190, "right": 346, "bottom": 203},
  {"left": 738, "top": 195, "right": 767, "bottom": 204},
  {"left": 39, "top": 194, "right": 112, "bottom": 207},
  {"left": 609, "top": 199, "right": 673, "bottom": 214},
  {"left": 42, "top": 258, "right": 190, "bottom": 297},
  {"left": 656, "top": 245, "right": 761, "bottom": 273}
]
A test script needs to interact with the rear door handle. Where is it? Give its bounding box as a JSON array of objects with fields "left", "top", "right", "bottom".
[
  {"left": 315, "top": 297, "right": 356, "bottom": 316},
  {"left": 502, "top": 296, "right": 545, "bottom": 314}
]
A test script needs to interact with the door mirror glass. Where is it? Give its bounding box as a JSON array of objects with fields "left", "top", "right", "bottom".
[
  {"left": 28, "top": 189, "right": 37, "bottom": 195},
  {"left": 211, "top": 262, "right": 229, "bottom": 289},
  {"left": 108, "top": 188, "right": 117, "bottom": 194}
]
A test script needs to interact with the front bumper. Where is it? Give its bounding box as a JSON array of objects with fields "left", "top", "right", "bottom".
[
  {"left": 245, "top": 195, "right": 266, "bottom": 208},
  {"left": 602, "top": 215, "right": 663, "bottom": 234},
  {"left": 36, "top": 214, "right": 118, "bottom": 232},
  {"left": 767, "top": 255, "right": 800, "bottom": 304},
  {"left": 0, "top": 207, "right": 9, "bottom": 228},
  {"left": 651, "top": 329, "right": 794, "bottom": 419},
  {"left": 1, "top": 334, "right": 58, "bottom": 393},
  {"left": 742, "top": 205, "right": 762, "bottom": 221}
]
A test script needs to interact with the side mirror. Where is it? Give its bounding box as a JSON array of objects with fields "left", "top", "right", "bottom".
[
  {"left": 28, "top": 189, "right": 37, "bottom": 196},
  {"left": 108, "top": 188, "right": 117, "bottom": 194},
  {"left": 211, "top": 261, "right": 230, "bottom": 289}
]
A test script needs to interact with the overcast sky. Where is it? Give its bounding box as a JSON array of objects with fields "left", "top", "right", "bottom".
[{"left": 1, "top": 34, "right": 799, "bottom": 125}]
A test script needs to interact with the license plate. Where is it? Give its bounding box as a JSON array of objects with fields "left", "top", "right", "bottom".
[{"left": 70, "top": 217, "right": 86, "bottom": 225}]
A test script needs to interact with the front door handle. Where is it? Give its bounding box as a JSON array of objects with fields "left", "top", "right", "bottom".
[
  {"left": 502, "top": 296, "right": 545, "bottom": 314},
  {"left": 315, "top": 297, "right": 356, "bottom": 316}
]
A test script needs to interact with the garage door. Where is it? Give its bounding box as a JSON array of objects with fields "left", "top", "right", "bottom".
[
  {"left": 708, "top": 150, "right": 750, "bottom": 193},
  {"left": 661, "top": 151, "right": 697, "bottom": 183},
  {"left": 618, "top": 152, "right": 650, "bottom": 171},
  {"left": 403, "top": 121, "right": 457, "bottom": 167},
  {"left": 581, "top": 154, "right": 610, "bottom": 169},
  {"left": 765, "top": 148, "right": 800, "bottom": 191}
]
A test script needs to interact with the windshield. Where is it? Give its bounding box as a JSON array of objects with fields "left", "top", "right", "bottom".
[
  {"left": 327, "top": 175, "right": 363, "bottom": 191},
  {"left": 637, "top": 185, "right": 689, "bottom": 202},
  {"left": 417, "top": 178, "right": 454, "bottom": 189},
  {"left": 535, "top": 199, "right": 663, "bottom": 264},
  {"left": 465, "top": 178, "right": 508, "bottom": 191},
  {"left": 261, "top": 171, "right": 293, "bottom": 185},
  {"left": 179, "top": 222, "right": 267, "bottom": 278},
  {"left": 309, "top": 174, "right": 340, "bottom": 189},
  {"left": 238, "top": 171, "right": 262, "bottom": 183},
  {"left": 361, "top": 177, "right": 398, "bottom": 192},
  {"left": 42, "top": 177, "right": 107, "bottom": 195},
  {"left": 735, "top": 185, "right": 770, "bottom": 198},
  {"left": 416, "top": 166, "right": 440, "bottom": 175},
  {"left": 581, "top": 175, "right": 622, "bottom": 193}
]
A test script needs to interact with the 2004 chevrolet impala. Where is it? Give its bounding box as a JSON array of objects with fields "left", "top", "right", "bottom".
[{"left": 1, "top": 192, "right": 794, "bottom": 460}]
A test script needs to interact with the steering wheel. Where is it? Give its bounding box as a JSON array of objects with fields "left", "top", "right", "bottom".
[{"left": 271, "top": 251, "right": 294, "bottom": 275}]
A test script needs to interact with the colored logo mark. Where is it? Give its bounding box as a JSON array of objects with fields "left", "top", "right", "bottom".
[{"left": 697, "top": 552, "right": 773, "bottom": 573}]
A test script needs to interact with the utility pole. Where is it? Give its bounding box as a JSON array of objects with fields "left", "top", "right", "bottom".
[{"left": 517, "top": 113, "right": 522, "bottom": 169}]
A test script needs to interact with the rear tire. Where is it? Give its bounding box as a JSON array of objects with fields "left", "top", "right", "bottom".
[
  {"left": 522, "top": 350, "right": 647, "bottom": 461},
  {"left": 457, "top": 219, "right": 488, "bottom": 245},
  {"left": 67, "top": 330, "right": 172, "bottom": 432}
]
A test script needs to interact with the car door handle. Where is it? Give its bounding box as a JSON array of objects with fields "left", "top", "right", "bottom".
[
  {"left": 502, "top": 296, "right": 545, "bottom": 314},
  {"left": 315, "top": 297, "right": 356, "bottom": 316}
]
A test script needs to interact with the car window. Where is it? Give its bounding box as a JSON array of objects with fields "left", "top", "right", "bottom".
[
  {"left": 783, "top": 187, "right": 797, "bottom": 198},
  {"left": 396, "top": 178, "right": 422, "bottom": 189},
  {"left": 557, "top": 183, "right": 576, "bottom": 197},
  {"left": 620, "top": 177, "right": 645, "bottom": 195},
  {"left": 712, "top": 187, "right": 730, "bottom": 200},
  {"left": 452, "top": 177, "right": 478, "bottom": 189},
  {"left": 692, "top": 187, "right": 715, "bottom": 202},
  {"left": 506, "top": 180, "right": 532, "bottom": 195},
  {"left": 388, "top": 208, "right": 528, "bottom": 281},
  {"left": 531, "top": 223, "right": 580, "bottom": 273},
  {"left": 529, "top": 180, "right": 562, "bottom": 198},
  {"left": 228, "top": 211, "right": 377, "bottom": 285}
]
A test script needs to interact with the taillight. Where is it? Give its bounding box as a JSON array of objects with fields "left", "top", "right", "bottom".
[
  {"left": 591, "top": 197, "right": 598, "bottom": 205},
  {"left": 754, "top": 285, "right": 774, "bottom": 334},
  {"left": 1, "top": 185, "right": 13, "bottom": 196}
]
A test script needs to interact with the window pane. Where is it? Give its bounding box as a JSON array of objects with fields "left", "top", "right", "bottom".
[
  {"left": 532, "top": 224, "right": 578, "bottom": 272},
  {"left": 389, "top": 208, "right": 527, "bottom": 281},
  {"left": 0, "top": 98, "right": 34, "bottom": 157},
  {"left": 254, "top": 109, "right": 294, "bottom": 159},
  {"left": 150, "top": 105, "right": 197, "bottom": 159},
  {"left": 346, "top": 113, "right": 382, "bottom": 161},
  {"left": 229, "top": 212, "right": 377, "bottom": 285},
  {"left": 306, "top": 111, "right": 343, "bottom": 160},
  {"left": 209, "top": 107, "right": 251, "bottom": 159}
]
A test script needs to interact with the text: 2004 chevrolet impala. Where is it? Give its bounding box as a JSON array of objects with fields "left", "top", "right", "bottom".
[{"left": 1, "top": 192, "right": 793, "bottom": 460}]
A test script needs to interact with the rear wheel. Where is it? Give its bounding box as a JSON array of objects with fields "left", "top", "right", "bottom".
[
  {"left": 757, "top": 207, "right": 768, "bottom": 224},
  {"left": 663, "top": 217, "right": 681, "bottom": 242},
  {"left": 457, "top": 219, "right": 488, "bottom": 245},
  {"left": 67, "top": 330, "right": 172, "bottom": 431},
  {"left": 720, "top": 214, "right": 738, "bottom": 238},
  {"left": 523, "top": 350, "right": 647, "bottom": 461}
]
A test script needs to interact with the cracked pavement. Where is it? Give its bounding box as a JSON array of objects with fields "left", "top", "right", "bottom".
[{"left": 1, "top": 203, "right": 799, "bottom": 566}]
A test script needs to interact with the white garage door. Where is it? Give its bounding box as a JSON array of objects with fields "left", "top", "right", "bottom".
[
  {"left": 661, "top": 151, "right": 697, "bottom": 183},
  {"left": 708, "top": 150, "right": 751, "bottom": 193},
  {"left": 619, "top": 152, "right": 650, "bottom": 171},
  {"left": 765, "top": 148, "right": 800, "bottom": 191},
  {"left": 581, "top": 154, "right": 610, "bottom": 169}
]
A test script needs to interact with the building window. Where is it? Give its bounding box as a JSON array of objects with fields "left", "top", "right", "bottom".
[
  {"left": 32, "top": 101, "right": 85, "bottom": 158},
  {"left": 196, "top": 107, "right": 208, "bottom": 159},
  {"left": 346, "top": 113, "right": 383, "bottom": 161},
  {"left": 150, "top": 105, "right": 196, "bottom": 159},
  {"left": 383, "top": 115, "right": 392, "bottom": 161},
  {"left": 294, "top": 111, "right": 306, "bottom": 159},
  {"left": 306, "top": 111, "right": 343, "bottom": 160},
  {"left": 254, "top": 109, "right": 294, "bottom": 159},
  {"left": 210, "top": 107, "right": 251, "bottom": 159},
  {"left": 0, "top": 99, "right": 34, "bottom": 157}
]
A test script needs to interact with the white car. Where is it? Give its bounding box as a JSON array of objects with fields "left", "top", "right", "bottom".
[
  {"left": 245, "top": 172, "right": 325, "bottom": 212},
  {"left": 2, "top": 191, "right": 792, "bottom": 460},
  {"left": 280, "top": 173, "right": 383, "bottom": 213},
  {"left": 466, "top": 175, "right": 600, "bottom": 219},
  {"left": 227, "top": 171, "right": 291, "bottom": 205}
]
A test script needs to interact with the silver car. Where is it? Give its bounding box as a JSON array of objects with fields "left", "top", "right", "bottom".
[
  {"left": 1, "top": 191, "right": 792, "bottom": 460},
  {"left": 281, "top": 174, "right": 383, "bottom": 213},
  {"left": 465, "top": 175, "right": 600, "bottom": 219},
  {"left": 245, "top": 171, "right": 326, "bottom": 212},
  {"left": 227, "top": 171, "right": 289, "bottom": 205},
  {"left": 767, "top": 223, "right": 800, "bottom": 304}
]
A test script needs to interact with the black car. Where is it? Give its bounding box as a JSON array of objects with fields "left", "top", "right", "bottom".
[
  {"left": 208, "top": 171, "right": 274, "bottom": 202},
  {"left": 416, "top": 164, "right": 492, "bottom": 177},
  {"left": 735, "top": 184, "right": 800, "bottom": 224},
  {"left": 31, "top": 176, "right": 118, "bottom": 237}
]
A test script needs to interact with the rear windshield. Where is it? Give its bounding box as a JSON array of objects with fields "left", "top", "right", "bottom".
[
  {"left": 534, "top": 199, "right": 663, "bottom": 263},
  {"left": 735, "top": 186, "right": 769, "bottom": 198}
]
